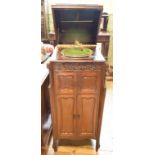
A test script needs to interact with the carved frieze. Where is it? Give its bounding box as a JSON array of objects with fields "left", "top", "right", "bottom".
[{"left": 54, "top": 62, "right": 103, "bottom": 71}]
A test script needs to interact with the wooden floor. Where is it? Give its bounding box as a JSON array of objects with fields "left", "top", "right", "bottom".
[{"left": 47, "top": 81, "right": 113, "bottom": 155}]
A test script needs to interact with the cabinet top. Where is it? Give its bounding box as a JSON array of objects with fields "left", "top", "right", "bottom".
[{"left": 48, "top": 44, "right": 105, "bottom": 63}]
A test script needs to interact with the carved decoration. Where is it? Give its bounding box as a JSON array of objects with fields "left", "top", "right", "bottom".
[{"left": 54, "top": 62, "right": 103, "bottom": 71}]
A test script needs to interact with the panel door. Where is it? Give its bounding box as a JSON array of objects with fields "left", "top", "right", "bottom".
[
  {"left": 56, "top": 95, "right": 76, "bottom": 138},
  {"left": 77, "top": 71, "right": 100, "bottom": 94},
  {"left": 77, "top": 95, "right": 98, "bottom": 138},
  {"left": 54, "top": 71, "right": 76, "bottom": 95}
]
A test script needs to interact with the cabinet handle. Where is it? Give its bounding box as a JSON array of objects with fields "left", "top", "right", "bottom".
[
  {"left": 73, "top": 114, "right": 76, "bottom": 119},
  {"left": 77, "top": 114, "right": 80, "bottom": 118},
  {"left": 73, "top": 114, "right": 80, "bottom": 119}
]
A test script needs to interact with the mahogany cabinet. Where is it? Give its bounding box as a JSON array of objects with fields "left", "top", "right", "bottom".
[
  {"left": 48, "top": 61, "right": 106, "bottom": 151},
  {"left": 47, "top": 4, "right": 107, "bottom": 152}
]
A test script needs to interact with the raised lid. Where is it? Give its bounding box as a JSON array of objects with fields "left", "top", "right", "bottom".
[{"left": 52, "top": 4, "right": 103, "bottom": 44}]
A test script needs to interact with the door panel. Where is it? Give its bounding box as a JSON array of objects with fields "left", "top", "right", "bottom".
[
  {"left": 78, "top": 71, "right": 100, "bottom": 94},
  {"left": 54, "top": 71, "right": 100, "bottom": 138},
  {"left": 54, "top": 72, "right": 76, "bottom": 94},
  {"left": 56, "top": 95, "right": 76, "bottom": 137},
  {"left": 77, "top": 95, "right": 98, "bottom": 137}
]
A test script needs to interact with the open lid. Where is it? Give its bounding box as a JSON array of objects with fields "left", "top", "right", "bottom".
[{"left": 52, "top": 4, "right": 103, "bottom": 44}]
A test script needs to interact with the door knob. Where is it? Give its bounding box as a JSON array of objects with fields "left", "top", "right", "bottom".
[
  {"left": 76, "top": 114, "right": 80, "bottom": 118},
  {"left": 73, "top": 114, "right": 80, "bottom": 119},
  {"left": 73, "top": 114, "right": 76, "bottom": 119}
]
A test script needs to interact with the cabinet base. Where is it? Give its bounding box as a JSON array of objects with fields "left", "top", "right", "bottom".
[
  {"left": 52, "top": 139, "right": 58, "bottom": 152},
  {"left": 52, "top": 139, "right": 100, "bottom": 152},
  {"left": 96, "top": 143, "right": 100, "bottom": 152}
]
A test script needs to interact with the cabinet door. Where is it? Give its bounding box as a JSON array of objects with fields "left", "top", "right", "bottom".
[
  {"left": 54, "top": 72, "right": 76, "bottom": 95},
  {"left": 77, "top": 95, "right": 98, "bottom": 138},
  {"left": 77, "top": 71, "right": 100, "bottom": 94},
  {"left": 56, "top": 95, "right": 76, "bottom": 138}
]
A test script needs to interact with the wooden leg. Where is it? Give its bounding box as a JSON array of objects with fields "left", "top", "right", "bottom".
[
  {"left": 96, "top": 139, "right": 100, "bottom": 152},
  {"left": 52, "top": 139, "right": 58, "bottom": 152},
  {"left": 41, "top": 147, "right": 47, "bottom": 155}
]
